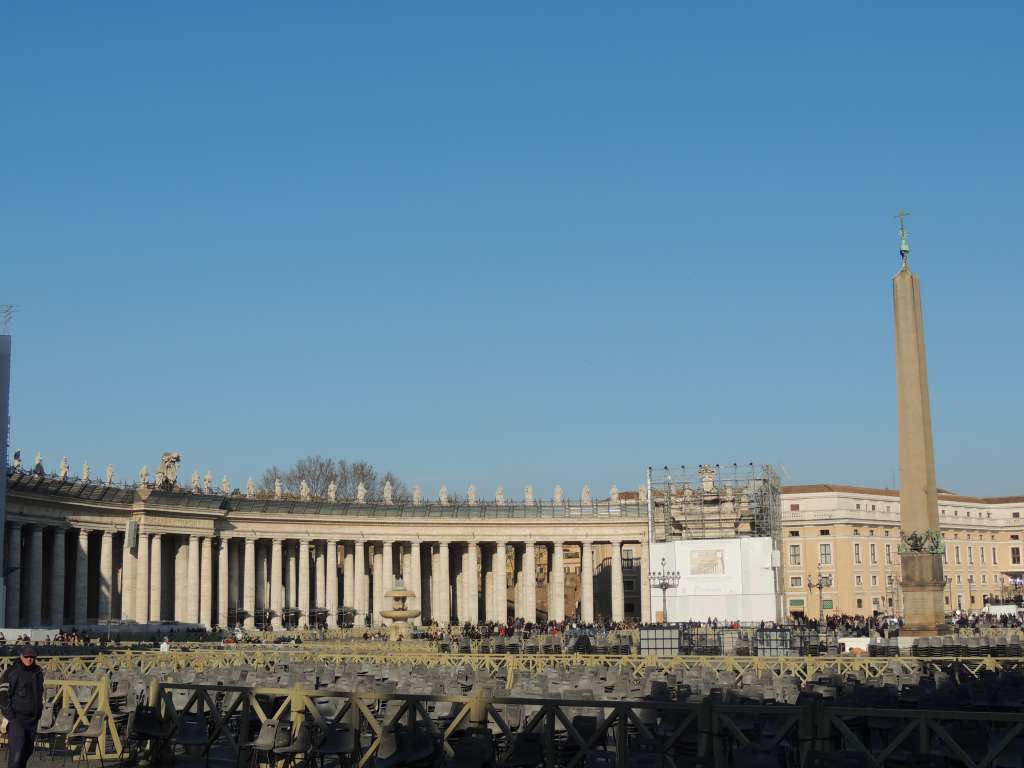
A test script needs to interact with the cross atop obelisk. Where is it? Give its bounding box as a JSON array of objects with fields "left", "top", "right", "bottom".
[
  {"left": 892, "top": 213, "right": 946, "bottom": 635},
  {"left": 896, "top": 210, "right": 911, "bottom": 269}
]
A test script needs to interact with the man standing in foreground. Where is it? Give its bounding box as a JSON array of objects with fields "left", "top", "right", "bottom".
[{"left": 0, "top": 645, "right": 44, "bottom": 768}]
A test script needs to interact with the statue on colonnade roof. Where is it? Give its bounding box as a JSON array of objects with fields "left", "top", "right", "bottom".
[{"left": 156, "top": 452, "right": 181, "bottom": 490}]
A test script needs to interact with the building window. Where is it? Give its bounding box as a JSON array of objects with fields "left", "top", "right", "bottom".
[
  {"left": 982, "top": 575, "right": 987, "bottom": 584},
  {"left": 968, "top": 547, "right": 974, "bottom": 565},
  {"left": 789, "top": 545, "right": 801, "bottom": 566},
  {"left": 871, "top": 505, "right": 876, "bottom": 511},
  {"left": 857, "top": 598, "right": 863, "bottom": 609},
  {"left": 855, "top": 575, "right": 863, "bottom": 586},
  {"left": 820, "top": 529, "right": 831, "bottom": 536},
  {"left": 872, "top": 597, "right": 880, "bottom": 609},
  {"left": 870, "top": 543, "right": 877, "bottom": 564},
  {"left": 1014, "top": 512, "right": 1021, "bottom": 519},
  {"left": 871, "top": 575, "right": 878, "bottom": 586},
  {"left": 623, "top": 579, "right": 636, "bottom": 592},
  {"left": 981, "top": 547, "right": 986, "bottom": 564},
  {"left": 957, "top": 575, "right": 962, "bottom": 585},
  {"left": 856, "top": 504, "right": 861, "bottom": 510},
  {"left": 789, "top": 530, "right": 800, "bottom": 537},
  {"left": 1012, "top": 547, "right": 1021, "bottom": 566},
  {"left": 955, "top": 546, "right": 961, "bottom": 565},
  {"left": 993, "top": 547, "right": 998, "bottom": 565},
  {"left": 885, "top": 544, "right": 892, "bottom": 565},
  {"left": 820, "top": 543, "right": 832, "bottom": 565},
  {"left": 970, "top": 595, "right": 976, "bottom": 605},
  {"left": 790, "top": 504, "right": 800, "bottom": 512},
  {"left": 943, "top": 546, "right": 948, "bottom": 565},
  {"left": 869, "top": 529, "right": 875, "bottom": 536},
  {"left": 854, "top": 543, "right": 862, "bottom": 564},
  {"left": 790, "top": 576, "right": 802, "bottom": 588},
  {"left": 945, "top": 595, "right": 950, "bottom": 605},
  {"left": 886, "top": 505, "right": 891, "bottom": 513}
]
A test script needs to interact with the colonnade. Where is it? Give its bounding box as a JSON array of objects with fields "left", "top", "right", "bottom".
[{"left": 3, "top": 521, "right": 649, "bottom": 628}]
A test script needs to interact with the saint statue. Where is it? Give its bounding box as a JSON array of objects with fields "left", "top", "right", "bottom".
[
  {"left": 157, "top": 452, "right": 181, "bottom": 489},
  {"left": 299, "top": 479, "right": 311, "bottom": 501},
  {"left": 467, "top": 485, "right": 477, "bottom": 505},
  {"left": 82, "top": 462, "right": 91, "bottom": 482},
  {"left": 523, "top": 486, "right": 534, "bottom": 505},
  {"left": 33, "top": 452, "right": 44, "bottom": 475},
  {"left": 609, "top": 483, "right": 619, "bottom": 504},
  {"left": 105, "top": 464, "right": 114, "bottom": 486},
  {"left": 495, "top": 486, "right": 505, "bottom": 505},
  {"left": 382, "top": 479, "right": 394, "bottom": 504},
  {"left": 581, "top": 485, "right": 592, "bottom": 505},
  {"left": 59, "top": 456, "right": 69, "bottom": 481},
  {"left": 553, "top": 485, "right": 564, "bottom": 505},
  {"left": 413, "top": 486, "right": 423, "bottom": 505},
  {"left": 274, "top": 478, "right": 283, "bottom": 499},
  {"left": 138, "top": 465, "right": 150, "bottom": 487},
  {"left": 203, "top": 471, "right": 213, "bottom": 494},
  {"left": 12, "top": 450, "right": 21, "bottom": 471},
  {"left": 438, "top": 485, "right": 449, "bottom": 505},
  {"left": 221, "top": 475, "right": 230, "bottom": 494},
  {"left": 191, "top": 470, "right": 201, "bottom": 493},
  {"left": 356, "top": 481, "right": 367, "bottom": 502},
  {"left": 246, "top": 477, "right": 255, "bottom": 498},
  {"left": 327, "top": 480, "right": 337, "bottom": 502}
]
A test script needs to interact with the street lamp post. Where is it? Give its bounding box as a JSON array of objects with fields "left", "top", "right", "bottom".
[
  {"left": 649, "top": 557, "right": 681, "bottom": 624},
  {"left": 807, "top": 565, "right": 833, "bottom": 625}
]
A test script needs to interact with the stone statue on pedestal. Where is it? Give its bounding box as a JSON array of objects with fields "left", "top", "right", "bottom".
[
  {"left": 581, "top": 485, "right": 592, "bottom": 505},
  {"left": 191, "top": 470, "right": 201, "bottom": 493},
  {"left": 203, "top": 471, "right": 213, "bottom": 494},
  {"left": 247, "top": 478, "right": 256, "bottom": 498},
  {"left": 495, "top": 487, "right": 505, "bottom": 505},
  {"left": 327, "top": 480, "right": 337, "bottom": 502},
  {"left": 33, "top": 452, "right": 44, "bottom": 475},
  {"left": 553, "top": 485, "right": 564, "bottom": 505},
  {"left": 59, "top": 456, "right": 69, "bottom": 480},
  {"left": 356, "top": 482, "right": 367, "bottom": 502},
  {"left": 438, "top": 485, "right": 449, "bottom": 505},
  {"left": 299, "top": 480, "right": 311, "bottom": 501},
  {"left": 609, "top": 484, "right": 619, "bottom": 503},
  {"left": 138, "top": 465, "right": 149, "bottom": 487},
  {"left": 156, "top": 452, "right": 181, "bottom": 490},
  {"left": 221, "top": 475, "right": 230, "bottom": 494},
  {"left": 524, "top": 486, "right": 534, "bottom": 505},
  {"left": 82, "top": 462, "right": 90, "bottom": 482},
  {"left": 383, "top": 479, "right": 394, "bottom": 504},
  {"left": 105, "top": 464, "right": 114, "bottom": 486},
  {"left": 467, "top": 485, "right": 477, "bottom": 505},
  {"left": 413, "top": 486, "right": 423, "bottom": 504},
  {"left": 274, "top": 478, "right": 283, "bottom": 500}
]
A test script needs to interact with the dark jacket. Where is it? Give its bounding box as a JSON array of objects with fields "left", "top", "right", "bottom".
[{"left": 0, "top": 661, "right": 45, "bottom": 721}]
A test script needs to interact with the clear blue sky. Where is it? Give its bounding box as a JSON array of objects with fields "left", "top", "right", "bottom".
[{"left": 3, "top": 2, "right": 1022, "bottom": 498}]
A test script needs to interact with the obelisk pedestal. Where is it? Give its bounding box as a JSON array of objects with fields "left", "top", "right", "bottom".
[{"left": 892, "top": 222, "right": 946, "bottom": 635}]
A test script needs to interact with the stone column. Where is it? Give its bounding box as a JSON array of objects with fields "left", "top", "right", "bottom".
[
  {"left": 580, "top": 540, "right": 594, "bottom": 623},
  {"left": 270, "top": 539, "right": 283, "bottom": 630},
  {"left": 326, "top": 540, "right": 339, "bottom": 628},
  {"left": 298, "top": 538, "right": 310, "bottom": 628},
  {"left": 353, "top": 540, "right": 366, "bottom": 626},
  {"left": 466, "top": 541, "right": 479, "bottom": 625},
  {"left": 382, "top": 540, "right": 395, "bottom": 599},
  {"left": 75, "top": 529, "right": 90, "bottom": 624},
  {"left": 6, "top": 523, "right": 22, "bottom": 626},
  {"left": 523, "top": 542, "right": 537, "bottom": 624},
  {"left": 549, "top": 541, "right": 565, "bottom": 622},
  {"left": 121, "top": 529, "right": 135, "bottom": 622},
  {"left": 611, "top": 541, "right": 624, "bottom": 623},
  {"left": 50, "top": 529, "right": 66, "bottom": 626},
  {"left": 493, "top": 541, "right": 507, "bottom": 624},
  {"left": 28, "top": 527, "right": 43, "bottom": 627},
  {"left": 174, "top": 540, "right": 187, "bottom": 621},
  {"left": 315, "top": 542, "right": 326, "bottom": 614},
  {"left": 201, "top": 537, "right": 213, "bottom": 628},
  {"left": 343, "top": 542, "right": 355, "bottom": 616},
  {"left": 217, "top": 538, "right": 229, "bottom": 628},
  {"left": 188, "top": 535, "right": 201, "bottom": 624},
  {"left": 640, "top": 540, "right": 651, "bottom": 623},
  {"left": 228, "top": 539, "right": 239, "bottom": 620},
  {"left": 243, "top": 537, "right": 256, "bottom": 629},
  {"left": 437, "top": 542, "right": 450, "bottom": 625},
  {"left": 135, "top": 532, "right": 150, "bottom": 623},
  {"left": 289, "top": 544, "right": 298, "bottom": 608},
  {"left": 409, "top": 540, "right": 421, "bottom": 625},
  {"left": 149, "top": 534, "right": 162, "bottom": 622},
  {"left": 98, "top": 530, "right": 113, "bottom": 622},
  {"left": 484, "top": 550, "right": 494, "bottom": 622},
  {"left": 513, "top": 546, "right": 523, "bottom": 619},
  {"left": 372, "top": 544, "right": 384, "bottom": 625},
  {"left": 893, "top": 259, "right": 946, "bottom": 633},
  {"left": 255, "top": 542, "right": 267, "bottom": 621}
]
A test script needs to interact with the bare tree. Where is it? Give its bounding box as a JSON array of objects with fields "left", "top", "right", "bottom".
[
  {"left": 286, "top": 454, "right": 336, "bottom": 497},
  {"left": 258, "top": 455, "right": 407, "bottom": 501}
]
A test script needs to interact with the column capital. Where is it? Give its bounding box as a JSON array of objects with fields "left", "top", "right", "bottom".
[{"left": 101, "top": 529, "right": 113, "bottom": 539}]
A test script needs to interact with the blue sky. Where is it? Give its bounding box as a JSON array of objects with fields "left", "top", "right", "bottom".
[{"left": 3, "top": 1, "right": 1022, "bottom": 497}]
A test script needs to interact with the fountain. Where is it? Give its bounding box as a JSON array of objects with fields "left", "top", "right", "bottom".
[{"left": 381, "top": 576, "right": 420, "bottom": 640}]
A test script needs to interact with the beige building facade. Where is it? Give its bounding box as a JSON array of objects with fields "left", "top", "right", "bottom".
[{"left": 780, "top": 484, "right": 1024, "bottom": 619}]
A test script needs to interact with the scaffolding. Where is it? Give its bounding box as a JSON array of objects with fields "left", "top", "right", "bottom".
[{"left": 649, "top": 463, "right": 782, "bottom": 544}]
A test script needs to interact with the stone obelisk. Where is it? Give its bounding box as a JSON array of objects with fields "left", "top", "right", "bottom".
[{"left": 893, "top": 213, "right": 946, "bottom": 634}]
